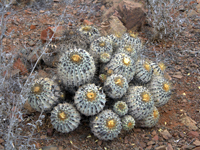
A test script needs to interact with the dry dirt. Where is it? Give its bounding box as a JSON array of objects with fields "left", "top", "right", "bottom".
[{"left": 1, "top": 0, "right": 200, "bottom": 150}]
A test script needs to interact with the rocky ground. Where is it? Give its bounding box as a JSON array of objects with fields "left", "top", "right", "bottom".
[{"left": 0, "top": 0, "right": 200, "bottom": 149}]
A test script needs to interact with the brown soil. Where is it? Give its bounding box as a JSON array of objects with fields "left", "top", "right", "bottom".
[{"left": 2, "top": 0, "right": 200, "bottom": 150}]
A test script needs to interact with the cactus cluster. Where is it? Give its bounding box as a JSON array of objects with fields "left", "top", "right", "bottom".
[{"left": 28, "top": 25, "right": 172, "bottom": 140}]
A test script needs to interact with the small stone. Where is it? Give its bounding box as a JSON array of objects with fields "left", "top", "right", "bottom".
[
  {"left": 0, "top": 139, "right": 4, "bottom": 144},
  {"left": 40, "top": 10, "right": 45, "bottom": 13},
  {"left": 152, "top": 130, "right": 157, "bottom": 136},
  {"left": 196, "top": 4, "right": 200, "bottom": 13},
  {"left": 198, "top": 0, "right": 200, "bottom": 4},
  {"left": 167, "top": 143, "right": 173, "bottom": 150},
  {"left": 155, "top": 145, "right": 166, "bottom": 150},
  {"left": 124, "top": 136, "right": 129, "bottom": 144},
  {"left": 68, "top": 22, "right": 72, "bottom": 26},
  {"left": 47, "top": 128, "right": 54, "bottom": 136},
  {"left": 181, "top": 145, "right": 196, "bottom": 150},
  {"left": 180, "top": 115, "right": 198, "bottom": 130},
  {"left": 101, "top": 5, "right": 105, "bottom": 11},
  {"left": 23, "top": 101, "right": 36, "bottom": 113},
  {"left": 193, "top": 147, "right": 200, "bottom": 150},
  {"left": 95, "top": 12, "right": 101, "bottom": 17},
  {"left": 41, "top": 135, "right": 47, "bottom": 139},
  {"left": 187, "top": 10, "right": 198, "bottom": 17},
  {"left": 30, "top": 25, "right": 36, "bottom": 30},
  {"left": 13, "top": 58, "right": 28, "bottom": 75},
  {"left": 58, "top": 146, "right": 63, "bottom": 150},
  {"left": 28, "top": 40, "right": 35, "bottom": 46},
  {"left": 193, "top": 139, "right": 200, "bottom": 146},
  {"left": 146, "top": 145, "right": 152, "bottom": 150},
  {"left": 98, "top": 140, "right": 102, "bottom": 146},
  {"left": 153, "top": 135, "right": 159, "bottom": 141},
  {"left": 134, "top": 128, "right": 141, "bottom": 132},
  {"left": 160, "top": 129, "right": 172, "bottom": 140},
  {"left": 187, "top": 131, "right": 199, "bottom": 138},
  {"left": 139, "top": 141, "right": 146, "bottom": 148},
  {"left": 147, "top": 141, "right": 155, "bottom": 146},
  {"left": 35, "top": 142, "right": 41, "bottom": 149},
  {"left": 83, "top": 20, "right": 93, "bottom": 25}
]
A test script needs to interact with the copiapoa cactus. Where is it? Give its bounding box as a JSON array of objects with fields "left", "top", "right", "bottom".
[
  {"left": 104, "top": 74, "right": 129, "bottom": 99},
  {"left": 148, "top": 75, "right": 171, "bottom": 107},
  {"left": 57, "top": 48, "right": 96, "bottom": 91},
  {"left": 51, "top": 103, "right": 81, "bottom": 133},
  {"left": 124, "top": 86, "right": 154, "bottom": 121},
  {"left": 28, "top": 77, "right": 61, "bottom": 112},
  {"left": 90, "top": 110, "right": 122, "bottom": 140},
  {"left": 103, "top": 53, "right": 136, "bottom": 83},
  {"left": 136, "top": 106, "right": 160, "bottom": 128},
  {"left": 113, "top": 101, "right": 128, "bottom": 117},
  {"left": 121, "top": 115, "right": 135, "bottom": 131},
  {"left": 74, "top": 84, "right": 106, "bottom": 116}
]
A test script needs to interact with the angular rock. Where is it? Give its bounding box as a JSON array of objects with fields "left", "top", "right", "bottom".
[
  {"left": 105, "top": 15, "right": 127, "bottom": 36},
  {"left": 180, "top": 115, "right": 198, "bottom": 130},
  {"left": 117, "top": 0, "right": 146, "bottom": 30},
  {"left": 23, "top": 101, "right": 36, "bottom": 113},
  {"left": 160, "top": 129, "right": 172, "bottom": 140},
  {"left": 155, "top": 145, "right": 166, "bottom": 150},
  {"left": 167, "top": 143, "right": 173, "bottom": 150},
  {"left": 193, "top": 139, "right": 200, "bottom": 146},
  {"left": 187, "top": 131, "right": 199, "bottom": 138}
]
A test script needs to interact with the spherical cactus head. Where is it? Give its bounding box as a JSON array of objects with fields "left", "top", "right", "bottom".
[
  {"left": 158, "top": 62, "right": 166, "bottom": 71},
  {"left": 106, "top": 119, "right": 116, "bottom": 129},
  {"left": 117, "top": 103, "right": 125, "bottom": 111},
  {"left": 58, "top": 111, "right": 68, "bottom": 121},
  {"left": 31, "top": 83, "right": 43, "bottom": 94},
  {"left": 86, "top": 90, "right": 97, "bottom": 102},
  {"left": 122, "top": 57, "right": 131, "bottom": 66},
  {"left": 82, "top": 25, "right": 92, "bottom": 31},
  {"left": 163, "top": 82, "right": 170, "bottom": 92},
  {"left": 141, "top": 92, "right": 150, "bottom": 102},
  {"left": 70, "top": 53, "right": 82, "bottom": 64},
  {"left": 143, "top": 61, "right": 151, "bottom": 72}
]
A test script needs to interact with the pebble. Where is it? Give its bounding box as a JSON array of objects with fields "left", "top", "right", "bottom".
[
  {"left": 42, "top": 145, "right": 58, "bottom": 150},
  {"left": 155, "top": 145, "right": 166, "bottom": 150},
  {"left": 187, "top": 131, "right": 199, "bottom": 138},
  {"left": 160, "top": 130, "right": 172, "bottom": 140},
  {"left": 0, "top": 139, "right": 4, "bottom": 144},
  {"left": 193, "top": 139, "right": 200, "bottom": 146}
]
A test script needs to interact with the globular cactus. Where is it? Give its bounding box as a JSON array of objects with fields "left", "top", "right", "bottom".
[
  {"left": 51, "top": 103, "right": 81, "bottom": 133},
  {"left": 150, "top": 61, "right": 166, "bottom": 76},
  {"left": 113, "top": 101, "right": 128, "bottom": 117},
  {"left": 115, "top": 44, "right": 138, "bottom": 62},
  {"left": 28, "top": 78, "right": 61, "bottom": 112},
  {"left": 103, "top": 53, "right": 136, "bottom": 83},
  {"left": 134, "top": 59, "right": 153, "bottom": 84},
  {"left": 124, "top": 86, "right": 154, "bottom": 121},
  {"left": 104, "top": 74, "right": 129, "bottom": 99},
  {"left": 122, "top": 32, "right": 143, "bottom": 53},
  {"left": 90, "top": 36, "right": 113, "bottom": 63},
  {"left": 136, "top": 106, "right": 160, "bottom": 128},
  {"left": 107, "top": 33, "right": 124, "bottom": 49},
  {"left": 74, "top": 84, "right": 106, "bottom": 116},
  {"left": 90, "top": 110, "right": 122, "bottom": 140},
  {"left": 121, "top": 115, "right": 135, "bottom": 131},
  {"left": 78, "top": 25, "right": 100, "bottom": 44},
  {"left": 148, "top": 75, "right": 171, "bottom": 107},
  {"left": 99, "top": 52, "right": 111, "bottom": 63},
  {"left": 57, "top": 48, "right": 96, "bottom": 91}
]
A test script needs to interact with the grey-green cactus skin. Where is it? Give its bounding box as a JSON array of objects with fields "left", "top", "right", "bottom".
[
  {"left": 148, "top": 75, "right": 171, "bottom": 107},
  {"left": 113, "top": 101, "right": 128, "bottom": 117},
  {"left": 136, "top": 106, "right": 160, "bottom": 128},
  {"left": 51, "top": 103, "right": 81, "bottom": 133},
  {"left": 124, "top": 86, "right": 154, "bottom": 121},
  {"left": 90, "top": 110, "right": 122, "bottom": 141},
  {"left": 121, "top": 115, "right": 135, "bottom": 131},
  {"left": 90, "top": 36, "right": 113, "bottom": 62},
  {"left": 57, "top": 48, "right": 96, "bottom": 89},
  {"left": 74, "top": 84, "right": 106, "bottom": 116},
  {"left": 134, "top": 59, "right": 153, "bottom": 84},
  {"left": 28, "top": 78, "right": 61, "bottom": 112},
  {"left": 103, "top": 53, "right": 136, "bottom": 83},
  {"left": 78, "top": 25, "right": 100, "bottom": 43},
  {"left": 104, "top": 74, "right": 129, "bottom": 99}
]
